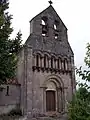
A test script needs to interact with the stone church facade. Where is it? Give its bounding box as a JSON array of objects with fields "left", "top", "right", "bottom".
[
  {"left": 17, "top": 3, "right": 76, "bottom": 119},
  {"left": 0, "top": 3, "right": 76, "bottom": 119}
]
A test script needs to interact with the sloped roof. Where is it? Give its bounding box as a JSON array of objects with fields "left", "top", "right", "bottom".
[
  {"left": 30, "top": 5, "right": 67, "bottom": 30},
  {"left": 25, "top": 4, "right": 73, "bottom": 56}
]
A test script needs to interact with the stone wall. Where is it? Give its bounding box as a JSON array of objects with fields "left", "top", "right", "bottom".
[
  {"left": 17, "top": 4, "right": 76, "bottom": 120},
  {"left": 30, "top": 71, "right": 72, "bottom": 114},
  {"left": 17, "top": 47, "right": 26, "bottom": 115},
  {"left": 0, "top": 84, "right": 21, "bottom": 114},
  {"left": 17, "top": 45, "right": 74, "bottom": 118},
  {"left": 17, "top": 45, "right": 33, "bottom": 116}
]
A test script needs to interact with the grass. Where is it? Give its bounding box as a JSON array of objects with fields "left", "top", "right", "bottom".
[
  {"left": 0, "top": 108, "right": 22, "bottom": 120},
  {"left": 0, "top": 114, "right": 21, "bottom": 120}
]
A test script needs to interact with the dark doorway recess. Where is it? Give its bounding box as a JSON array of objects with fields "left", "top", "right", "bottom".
[{"left": 46, "top": 90, "right": 56, "bottom": 111}]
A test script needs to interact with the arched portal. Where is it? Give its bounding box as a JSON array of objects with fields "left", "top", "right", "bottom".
[{"left": 42, "top": 75, "right": 64, "bottom": 113}]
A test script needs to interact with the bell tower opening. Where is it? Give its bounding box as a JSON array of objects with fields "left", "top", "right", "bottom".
[{"left": 41, "top": 16, "right": 48, "bottom": 36}]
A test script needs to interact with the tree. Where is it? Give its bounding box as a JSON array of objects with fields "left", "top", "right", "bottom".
[
  {"left": 0, "top": 0, "right": 22, "bottom": 84},
  {"left": 68, "top": 84, "right": 90, "bottom": 120},
  {"left": 68, "top": 43, "right": 90, "bottom": 120}
]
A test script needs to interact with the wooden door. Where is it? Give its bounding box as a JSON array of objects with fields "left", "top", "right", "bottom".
[{"left": 46, "top": 91, "right": 56, "bottom": 111}]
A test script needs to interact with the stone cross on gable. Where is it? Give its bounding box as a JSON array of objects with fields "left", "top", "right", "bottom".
[{"left": 48, "top": 0, "right": 53, "bottom": 5}]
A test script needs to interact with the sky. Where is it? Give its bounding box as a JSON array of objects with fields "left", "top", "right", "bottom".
[{"left": 9, "top": 0, "right": 90, "bottom": 68}]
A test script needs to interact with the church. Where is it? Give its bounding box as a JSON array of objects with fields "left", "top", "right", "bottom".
[
  {"left": 17, "top": 1, "right": 76, "bottom": 119},
  {"left": 0, "top": 1, "right": 76, "bottom": 119},
  {"left": 17, "top": 1, "right": 76, "bottom": 118}
]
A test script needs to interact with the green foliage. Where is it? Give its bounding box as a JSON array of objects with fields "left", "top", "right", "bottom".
[
  {"left": 68, "top": 43, "right": 90, "bottom": 120},
  {"left": 9, "top": 31, "right": 22, "bottom": 55},
  {"left": 68, "top": 86, "right": 90, "bottom": 120},
  {"left": 8, "top": 108, "right": 22, "bottom": 116},
  {"left": 85, "top": 43, "right": 90, "bottom": 68},
  {"left": 76, "top": 43, "right": 90, "bottom": 82},
  {"left": 0, "top": 0, "right": 22, "bottom": 84}
]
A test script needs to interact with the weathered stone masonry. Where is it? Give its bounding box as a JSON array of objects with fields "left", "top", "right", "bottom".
[{"left": 17, "top": 4, "right": 76, "bottom": 119}]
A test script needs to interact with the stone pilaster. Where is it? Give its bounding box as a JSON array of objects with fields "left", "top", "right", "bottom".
[
  {"left": 49, "top": 58, "right": 51, "bottom": 68},
  {"left": 34, "top": 55, "right": 36, "bottom": 66},
  {"left": 38, "top": 55, "right": 41, "bottom": 67},
  {"left": 41, "top": 57, "right": 44, "bottom": 68},
  {"left": 46, "top": 57, "right": 48, "bottom": 68},
  {"left": 64, "top": 87, "right": 68, "bottom": 112},
  {"left": 65, "top": 60, "right": 68, "bottom": 70},
  {"left": 60, "top": 59, "right": 62, "bottom": 70},
  {"left": 25, "top": 45, "right": 33, "bottom": 118},
  {"left": 61, "top": 60, "right": 64, "bottom": 70},
  {"left": 53, "top": 58, "right": 55, "bottom": 69},
  {"left": 57, "top": 88, "right": 62, "bottom": 112},
  {"left": 71, "top": 56, "right": 76, "bottom": 94},
  {"left": 19, "top": 46, "right": 26, "bottom": 115},
  {"left": 55, "top": 59, "right": 58, "bottom": 69}
]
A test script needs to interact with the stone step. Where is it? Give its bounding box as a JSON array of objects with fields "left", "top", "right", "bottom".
[{"left": 15, "top": 113, "right": 68, "bottom": 120}]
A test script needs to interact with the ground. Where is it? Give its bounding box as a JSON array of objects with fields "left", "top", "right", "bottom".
[{"left": 0, "top": 113, "right": 67, "bottom": 120}]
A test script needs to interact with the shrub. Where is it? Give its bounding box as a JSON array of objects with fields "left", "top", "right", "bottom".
[{"left": 8, "top": 108, "right": 22, "bottom": 116}]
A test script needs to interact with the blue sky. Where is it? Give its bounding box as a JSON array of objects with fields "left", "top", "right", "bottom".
[{"left": 9, "top": 0, "right": 90, "bottom": 68}]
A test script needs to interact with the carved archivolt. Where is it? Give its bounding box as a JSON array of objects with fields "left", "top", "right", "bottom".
[
  {"left": 42, "top": 75, "right": 65, "bottom": 112},
  {"left": 42, "top": 74, "right": 64, "bottom": 88}
]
